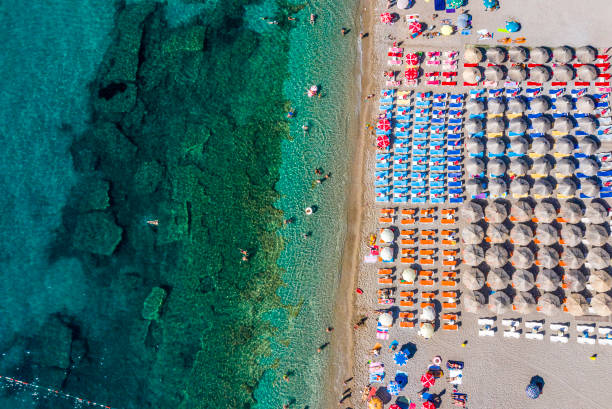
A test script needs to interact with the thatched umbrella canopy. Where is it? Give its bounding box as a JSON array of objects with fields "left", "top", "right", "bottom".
[
  {"left": 508, "top": 97, "right": 526, "bottom": 113},
  {"left": 557, "top": 177, "right": 577, "bottom": 196},
  {"left": 488, "top": 267, "right": 511, "bottom": 290},
  {"left": 466, "top": 137, "right": 485, "bottom": 155},
  {"left": 576, "top": 46, "right": 596, "bottom": 63},
  {"left": 512, "top": 246, "right": 535, "bottom": 269},
  {"left": 510, "top": 177, "right": 530, "bottom": 196},
  {"left": 510, "top": 199, "right": 532, "bottom": 221},
  {"left": 536, "top": 223, "right": 558, "bottom": 245},
  {"left": 565, "top": 293, "right": 589, "bottom": 316},
  {"left": 579, "top": 158, "right": 599, "bottom": 176},
  {"left": 463, "top": 67, "right": 482, "bottom": 83},
  {"left": 514, "top": 291, "right": 536, "bottom": 314},
  {"left": 511, "top": 224, "right": 533, "bottom": 246},
  {"left": 561, "top": 223, "right": 583, "bottom": 247},
  {"left": 581, "top": 178, "right": 600, "bottom": 197},
  {"left": 553, "top": 46, "right": 573, "bottom": 63},
  {"left": 585, "top": 201, "right": 609, "bottom": 224},
  {"left": 532, "top": 116, "right": 552, "bottom": 132},
  {"left": 564, "top": 268, "right": 587, "bottom": 291},
  {"left": 489, "top": 291, "right": 511, "bottom": 314},
  {"left": 463, "top": 290, "right": 486, "bottom": 313},
  {"left": 512, "top": 269, "right": 535, "bottom": 292},
  {"left": 508, "top": 65, "right": 527, "bottom": 82},
  {"left": 536, "top": 269, "right": 561, "bottom": 291},
  {"left": 487, "top": 117, "right": 505, "bottom": 133},
  {"left": 485, "top": 245, "right": 509, "bottom": 268},
  {"left": 510, "top": 157, "right": 529, "bottom": 176},
  {"left": 559, "top": 201, "right": 582, "bottom": 223},
  {"left": 578, "top": 65, "right": 598, "bottom": 81},
  {"left": 531, "top": 96, "right": 550, "bottom": 114},
  {"left": 534, "top": 201, "right": 557, "bottom": 222},
  {"left": 533, "top": 178, "right": 553, "bottom": 197},
  {"left": 537, "top": 246, "right": 559, "bottom": 268},
  {"left": 555, "top": 95, "right": 573, "bottom": 113},
  {"left": 488, "top": 158, "right": 507, "bottom": 177},
  {"left": 464, "top": 46, "right": 483, "bottom": 63},
  {"left": 530, "top": 65, "right": 550, "bottom": 83},
  {"left": 553, "top": 64, "right": 574, "bottom": 81},
  {"left": 466, "top": 178, "right": 484, "bottom": 196},
  {"left": 489, "top": 178, "right": 507, "bottom": 197},
  {"left": 538, "top": 293, "right": 562, "bottom": 316},
  {"left": 589, "top": 247, "right": 611, "bottom": 269},
  {"left": 577, "top": 116, "right": 597, "bottom": 134},
  {"left": 553, "top": 116, "right": 573, "bottom": 133},
  {"left": 589, "top": 270, "right": 612, "bottom": 293},
  {"left": 579, "top": 136, "right": 599, "bottom": 156},
  {"left": 532, "top": 157, "right": 553, "bottom": 176},
  {"left": 462, "top": 223, "right": 485, "bottom": 244},
  {"left": 486, "top": 46, "right": 506, "bottom": 64},
  {"left": 554, "top": 137, "right": 575, "bottom": 155},
  {"left": 562, "top": 248, "right": 586, "bottom": 271},
  {"left": 466, "top": 98, "right": 485, "bottom": 114},
  {"left": 509, "top": 46, "right": 528, "bottom": 63},
  {"left": 462, "top": 200, "right": 484, "bottom": 222},
  {"left": 487, "top": 138, "right": 506, "bottom": 155},
  {"left": 591, "top": 293, "right": 612, "bottom": 316},
  {"left": 466, "top": 158, "right": 486, "bottom": 177},
  {"left": 576, "top": 96, "right": 596, "bottom": 114},
  {"left": 531, "top": 47, "right": 550, "bottom": 64},
  {"left": 488, "top": 97, "right": 505, "bottom": 114},
  {"left": 509, "top": 117, "right": 528, "bottom": 134},
  {"left": 466, "top": 118, "right": 483, "bottom": 134},
  {"left": 488, "top": 223, "right": 509, "bottom": 244},
  {"left": 485, "top": 201, "right": 507, "bottom": 223},
  {"left": 462, "top": 267, "right": 486, "bottom": 290},
  {"left": 585, "top": 224, "right": 608, "bottom": 246},
  {"left": 463, "top": 244, "right": 485, "bottom": 266},
  {"left": 485, "top": 65, "right": 504, "bottom": 81},
  {"left": 532, "top": 138, "right": 551, "bottom": 155}
]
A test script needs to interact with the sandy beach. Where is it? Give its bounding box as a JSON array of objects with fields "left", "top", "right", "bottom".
[{"left": 327, "top": 1, "right": 612, "bottom": 408}]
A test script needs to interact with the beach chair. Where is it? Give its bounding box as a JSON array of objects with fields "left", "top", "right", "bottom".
[
  {"left": 549, "top": 323, "right": 569, "bottom": 343},
  {"left": 525, "top": 321, "right": 544, "bottom": 340},
  {"left": 597, "top": 327, "right": 612, "bottom": 345},
  {"left": 442, "top": 324, "right": 458, "bottom": 331},
  {"left": 441, "top": 279, "right": 457, "bottom": 287}
]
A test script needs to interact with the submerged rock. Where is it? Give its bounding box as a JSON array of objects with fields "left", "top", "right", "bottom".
[
  {"left": 73, "top": 212, "right": 123, "bottom": 255},
  {"left": 142, "top": 287, "right": 167, "bottom": 320}
]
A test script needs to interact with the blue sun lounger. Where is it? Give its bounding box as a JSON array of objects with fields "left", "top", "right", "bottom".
[
  {"left": 431, "top": 140, "right": 444, "bottom": 149},
  {"left": 379, "top": 97, "right": 394, "bottom": 103},
  {"left": 430, "top": 133, "right": 446, "bottom": 140},
  {"left": 376, "top": 129, "right": 391, "bottom": 135},
  {"left": 447, "top": 133, "right": 462, "bottom": 140},
  {"left": 413, "top": 149, "right": 428, "bottom": 156},
  {"left": 598, "top": 170, "right": 612, "bottom": 177},
  {"left": 376, "top": 195, "right": 390, "bottom": 202},
  {"left": 375, "top": 178, "right": 390, "bottom": 186},
  {"left": 393, "top": 196, "right": 409, "bottom": 203},
  {"left": 410, "top": 172, "right": 427, "bottom": 179},
  {"left": 375, "top": 162, "right": 389, "bottom": 169},
  {"left": 395, "top": 147, "right": 410, "bottom": 154},
  {"left": 394, "top": 163, "right": 408, "bottom": 171},
  {"left": 430, "top": 172, "right": 445, "bottom": 180},
  {"left": 433, "top": 102, "right": 447, "bottom": 108},
  {"left": 415, "top": 101, "right": 432, "bottom": 108},
  {"left": 431, "top": 196, "right": 445, "bottom": 204},
  {"left": 411, "top": 180, "right": 427, "bottom": 187},
  {"left": 431, "top": 149, "right": 446, "bottom": 156},
  {"left": 530, "top": 133, "right": 545, "bottom": 138},
  {"left": 448, "top": 165, "right": 462, "bottom": 172},
  {"left": 431, "top": 118, "right": 445, "bottom": 124},
  {"left": 415, "top": 116, "right": 431, "bottom": 123},
  {"left": 448, "top": 118, "right": 463, "bottom": 125},
  {"left": 394, "top": 180, "right": 409, "bottom": 188},
  {"left": 414, "top": 124, "right": 429, "bottom": 131},
  {"left": 379, "top": 105, "right": 393, "bottom": 111},
  {"left": 574, "top": 153, "right": 587, "bottom": 159},
  {"left": 414, "top": 132, "right": 429, "bottom": 140},
  {"left": 449, "top": 102, "right": 463, "bottom": 109},
  {"left": 433, "top": 109, "right": 446, "bottom": 116},
  {"left": 449, "top": 172, "right": 462, "bottom": 179},
  {"left": 413, "top": 141, "right": 429, "bottom": 149},
  {"left": 575, "top": 130, "right": 588, "bottom": 137},
  {"left": 396, "top": 131, "right": 410, "bottom": 137},
  {"left": 430, "top": 188, "right": 446, "bottom": 196},
  {"left": 552, "top": 112, "right": 569, "bottom": 118},
  {"left": 447, "top": 149, "right": 461, "bottom": 156},
  {"left": 574, "top": 113, "right": 588, "bottom": 119},
  {"left": 411, "top": 188, "right": 427, "bottom": 196},
  {"left": 396, "top": 115, "right": 412, "bottom": 121},
  {"left": 450, "top": 196, "right": 464, "bottom": 203},
  {"left": 527, "top": 113, "right": 542, "bottom": 119},
  {"left": 412, "top": 164, "right": 427, "bottom": 172},
  {"left": 571, "top": 88, "right": 588, "bottom": 95},
  {"left": 411, "top": 196, "right": 427, "bottom": 203},
  {"left": 431, "top": 180, "right": 445, "bottom": 188},
  {"left": 508, "top": 131, "right": 525, "bottom": 137},
  {"left": 600, "top": 191, "right": 612, "bottom": 198},
  {"left": 449, "top": 181, "right": 462, "bottom": 187},
  {"left": 375, "top": 187, "right": 391, "bottom": 196},
  {"left": 431, "top": 165, "right": 446, "bottom": 172}
]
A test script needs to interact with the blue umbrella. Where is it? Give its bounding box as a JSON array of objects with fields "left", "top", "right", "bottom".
[
  {"left": 526, "top": 383, "right": 541, "bottom": 399},
  {"left": 394, "top": 351, "right": 409, "bottom": 366},
  {"left": 484, "top": 0, "right": 497, "bottom": 8},
  {"left": 395, "top": 371, "right": 408, "bottom": 388},
  {"left": 387, "top": 380, "right": 400, "bottom": 396},
  {"left": 506, "top": 21, "right": 520, "bottom": 32}
]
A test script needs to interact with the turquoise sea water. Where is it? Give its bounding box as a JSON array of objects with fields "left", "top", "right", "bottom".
[{"left": 0, "top": 0, "right": 358, "bottom": 408}]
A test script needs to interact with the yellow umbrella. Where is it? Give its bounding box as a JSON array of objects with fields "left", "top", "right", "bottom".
[
  {"left": 441, "top": 25, "right": 454, "bottom": 36},
  {"left": 369, "top": 397, "right": 383, "bottom": 409}
]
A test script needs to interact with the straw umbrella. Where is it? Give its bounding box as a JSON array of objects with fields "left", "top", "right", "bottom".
[
  {"left": 486, "top": 47, "right": 506, "bottom": 64},
  {"left": 553, "top": 46, "right": 573, "bottom": 63},
  {"left": 466, "top": 179, "right": 484, "bottom": 196},
  {"left": 485, "top": 65, "right": 504, "bottom": 81},
  {"left": 463, "top": 67, "right": 482, "bottom": 83},
  {"left": 534, "top": 201, "right": 556, "bottom": 222},
  {"left": 532, "top": 116, "right": 551, "bottom": 132},
  {"left": 561, "top": 223, "right": 583, "bottom": 247},
  {"left": 581, "top": 178, "right": 600, "bottom": 197},
  {"left": 378, "top": 312, "right": 393, "bottom": 326},
  {"left": 532, "top": 138, "right": 551, "bottom": 156},
  {"left": 537, "top": 246, "right": 559, "bottom": 268},
  {"left": 576, "top": 46, "right": 596, "bottom": 63},
  {"left": 579, "top": 158, "right": 599, "bottom": 176},
  {"left": 463, "top": 290, "right": 486, "bottom": 313},
  {"left": 489, "top": 291, "right": 511, "bottom": 314},
  {"left": 487, "top": 141, "right": 506, "bottom": 158},
  {"left": 514, "top": 291, "right": 536, "bottom": 314},
  {"left": 557, "top": 178, "right": 577, "bottom": 196},
  {"left": 576, "top": 96, "right": 596, "bottom": 114},
  {"left": 508, "top": 65, "right": 527, "bottom": 82},
  {"left": 462, "top": 267, "right": 485, "bottom": 290},
  {"left": 510, "top": 199, "right": 533, "bottom": 221},
  {"left": 591, "top": 293, "right": 612, "bottom": 316},
  {"left": 509, "top": 46, "right": 528, "bottom": 63},
  {"left": 510, "top": 157, "right": 529, "bottom": 176},
  {"left": 488, "top": 223, "right": 509, "bottom": 244},
  {"left": 463, "top": 244, "right": 485, "bottom": 266},
  {"left": 528, "top": 66, "right": 549, "bottom": 83},
  {"left": 553, "top": 117, "right": 573, "bottom": 133},
  {"left": 508, "top": 97, "right": 526, "bottom": 113},
  {"left": 509, "top": 118, "right": 528, "bottom": 134},
  {"left": 466, "top": 118, "right": 483, "bottom": 134},
  {"left": 510, "top": 177, "right": 530, "bottom": 196},
  {"left": 565, "top": 293, "right": 589, "bottom": 316},
  {"left": 588, "top": 247, "right": 610, "bottom": 269},
  {"left": 464, "top": 46, "right": 483, "bottom": 63},
  {"left": 488, "top": 268, "right": 511, "bottom": 290},
  {"left": 531, "top": 47, "right": 550, "bottom": 64},
  {"left": 512, "top": 269, "right": 535, "bottom": 292},
  {"left": 462, "top": 200, "right": 484, "bottom": 222},
  {"left": 579, "top": 136, "right": 599, "bottom": 156},
  {"left": 565, "top": 268, "right": 587, "bottom": 291},
  {"left": 512, "top": 246, "right": 535, "bottom": 269},
  {"left": 532, "top": 156, "right": 553, "bottom": 175},
  {"left": 466, "top": 99, "right": 485, "bottom": 114},
  {"left": 585, "top": 224, "right": 608, "bottom": 246},
  {"left": 553, "top": 65, "right": 574, "bottom": 81},
  {"left": 466, "top": 137, "right": 485, "bottom": 155},
  {"left": 486, "top": 245, "right": 509, "bottom": 268},
  {"left": 577, "top": 65, "right": 597, "bottom": 82},
  {"left": 577, "top": 117, "right": 597, "bottom": 134},
  {"left": 488, "top": 97, "right": 505, "bottom": 114},
  {"left": 560, "top": 201, "right": 583, "bottom": 223},
  {"left": 536, "top": 223, "right": 558, "bottom": 246},
  {"left": 485, "top": 201, "right": 507, "bottom": 223},
  {"left": 487, "top": 117, "right": 505, "bottom": 133},
  {"left": 462, "top": 224, "right": 485, "bottom": 244},
  {"left": 536, "top": 269, "right": 561, "bottom": 291},
  {"left": 538, "top": 293, "right": 561, "bottom": 316},
  {"left": 585, "top": 201, "right": 609, "bottom": 224},
  {"left": 487, "top": 157, "right": 507, "bottom": 176},
  {"left": 555, "top": 95, "right": 573, "bottom": 113},
  {"left": 561, "top": 248, "right": 586, "bottom": 270},
  {"left": 511, "top": 224, "right": 533, "bottom": 246},
  {"left": 554, "top": 137, "right": 575, "bottom": 156},
  {"left": 489, "top": 178, "right": 507, "bottom": 197},
  {"left": 588, "top": 270, "right": 612, "bottom": 293},
  {"left": 533, "top": 178, "right": 553, "bottom": 197}
]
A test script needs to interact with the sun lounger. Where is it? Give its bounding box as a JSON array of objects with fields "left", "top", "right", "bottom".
[
  {"left": 504, "top": 329, "right": 521, "bottom": 339},
  {"left": 443, "top": 324, "right": 458, "bottom": 331},
  {"left": 419, "top": 279, "right": 435, "bottom": 286},
  {"left": 400, "top": 300, "right": 414, "bottom": 307},
  {"left": 577, "top": 336, "right": 596, "bottom": 345},
  {"left": 441, "top": 279, "right": 456, "bottom": 287},
  {"left": 478, "top": 329, "right": 495, "bottom": 337}
]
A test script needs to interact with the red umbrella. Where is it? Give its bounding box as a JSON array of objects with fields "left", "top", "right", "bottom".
[
  {"left": 377, "top": 119, "right": 391, "bottom": 131},
  {"left": 420, "top": 373, "right": 436, "bottom": 388},
  {"left": 406, "top": 53, "right": 419, "bottom": 66},
  {"left": 376, "top": 135, "right": 390, "bottom": 149},
  {"left": 389, "top": 405, "right": 401, "bottom": 409},
  {"left": 422, "top": 402, "right": 435, "bottom": 409},
  {"left": 381, "top": 13, "right": 393, "bottom": 24},
  {"left": 409, "top": 20, "right": 422, "bottom": 34},
  {"left": 405, "top": 68, "right": 419, "bottom": 80}
]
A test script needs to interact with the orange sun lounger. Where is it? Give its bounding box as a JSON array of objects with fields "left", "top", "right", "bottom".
[
  {"left": 402, "top": 209, "right": 416, "bottom": 215},
  {"left": 443, "top": 250, "right": 457, "bottom": 256},
  {"left": 401, "top": 218, "right": 416, "bottom": 224},
  {"left": 379, "top": 217, "right": 393, "bottom": 223},
  {"left": 421, "top": 208, "right": 435, "bottom": 216},
  {"left": 420, "top": 258, "right": 435, "bottom": 265},
  {"left": 441, "top": 209, "right": 455, "bottom": 215},
  {"left": 380, "top": 208, "right": 395, "bottom": 215},
  {"left": 420, "top": 217, "right": 435, "bottom": 223},
  {"left": 441, "top": 280, "right": 456, "bottom": 287},
  {"left": 400, "top": 229, "right": 417, "bottom": 236},
  {"left": 419, "top": 279, "right": 435, "bottom": 286},
  {"left": 440, "top": 218, "right": 455, "bottom": 224},
  {"left": 421, "top": 230, "right": 436, "bottom": 236},
  {"left": 442, "top": 324, "right": 458, "bottom": 331},
  {"left": 441, "top": 239, "right": 456, "bottom": 246},
  {"left": 421, "top": 292, "right": 436, "bottom": 300},
  {"left": 441, "top": 230, "right": 456, "bottom": 236},
  {"left": 419, "top": 270, "right": 434, "bottom": 277},
  {"left": 378, "top": 268, "right": 393, "bottom": 275},
  {"left": 421, "top": 302, "right": 435, "bottom": 308},
  {"left": 378, "top": 278, "right": 393, "bottom": 284},
  {"left": 443, "top": 259, "right": 457, "bottom": 266},
  {"left": 402, "top": 248, "right": 415, "bottom": 255},
  {"left": 401, "top": 257, "right": 416, "bottom": 263},
  {"left": 442, "top": 302, "right": 457, "bottom": 309},
  {"left": 420, "top": 249, "right": 436, "bottom": 256},
  {"left": 401, "top": 238, "right": 416, "bottom": 245},
  {"left": 399, "top": 311, "right": 415, "bottom": 319},
  {"left": 400, "top": 291, "right": 415, "bottom": 297},
  {"left": 420, "top": 239, "right": 435, "bottom": 245},
  {"left": 400, "top": 321, "right": 415, "bottom": 328},
  {"left": 400, "top": 300, "right": 414, "bottom": 307},
  {"left": 442, "top": 291, "right": 457, "bottom": 298},
  {"left": 442, "top": 313, "right": 458, "bottom": 320},
  {"left": 442, "top": 271, "right": 457, "bottom": 278}
]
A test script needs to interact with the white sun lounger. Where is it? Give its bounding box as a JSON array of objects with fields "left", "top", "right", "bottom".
[
  {"left": 550, "top": 323, "right": 569, "bottom": 332},
  {"left": 503, "top": 329, "right": 521, "bottom": 338},
  {"left": 525, "top": 332, "right": 544, "bottom": 340},
  {"left": 479, "top": 329, "right": 495, "bottom": 337},
  {"left": 525, "top": 321, "right": 544, "bottom": 340},
  {"left": 550, "top": 335, "right": 569, "bottom": 343},
  {"left": 478, "top": 318, "right": 495, "bottom": 326},
  {"left": 576, "top": 324, "right": 595, "bottom": 333},
  {"left": 577, "top": 336, "right": 596, "bottom": 345},
  {"left": 525, "top": 321, "right": 544, "bottom": 330},
  {"left": 502, "top": 319, "right": 520, "bottom": 328},
  {"left": 598, "top": 327, "right": 612, "bottom": 335}
]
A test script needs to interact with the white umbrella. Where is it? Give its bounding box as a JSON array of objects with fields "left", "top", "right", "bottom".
[
  {"left": 561, "top": 248, "right": 586, "bottom": 271},
  {"left": 466, "top": 179, "right": 484, "bottom": 196},
  {"left": 421, "top": 305, "right": 436, "bottom": 322},
  {"left": 530, "top": 65, "right": 550, "bottom": 83},
  {"left": 464, "top": 46, "right": 483, "bottom": 63},
  {"left": 532, "top": 138, "right": 551, "bottom": 155},
  {"left": 466, "top": 99, "right": 485, "bottom": 114},
  {"left": 378, "top": 312, "right": 393, "bottom": 326},
  {"left": 419, "top": 322, "right": 435, "bottom": 338},
  {"left": 510, "top": 224, "right": 533, "bottom": 246},
  {"left": 553, "top": 46, "right": 573, "bottom": 63},
  {"left": 509, "top": 46, "right": 528, "bottom": 63},
  {"left": 576, "top": 96, "right": 596, "bottom": 114},
  {"left": 561, "top": 223, "right": 583, "bottom": 247},
  {"left": 461, "top": 200, "right": 484, "bottom": 222},
  {"left": 577, "top": 65, "right": 597, "bottom": 82},
  {"left": 585, "top": 201, "right": 609, "bottom": 224},
  {"left": 488, "top": 267, "right": 510, "bottom": 290},
  {"left": 553, "top": 116, "right": 573, "bottom": 133},
  {"left": 509, "top": 118, "right": 528, "bottom": 134},
  {"left": 538, "top": 292, "right": 561, "bottom": 316},
  {"left": 536, "top": 269, "right": 561, "bottom": 291},
  {"left": 590, "top": 293, "right": 612, "bottom": 316},
  {"left": 509, "top": 157, "right": 528, "bottom": 176},
  {"left": 581, "top": 178, "right": 600, "bottom": 197},
  {"left": 380, "top": 246, "right": 393, "bottom": 261},
  {"left": 463, "top": 244, "right": 484, "bottom": 266},
  {"left": 489, "top": 178, "right": 507, "bottom": 197},
  {"left": 508, "top": 97, "right": 526, "bottom": 113},
  {"left": 488, "top": 97, "right": 505, "bottom": 114},
  {"left": 466, "top": 157, "right": 485, "bottom": 176},
  {"left": 560, "top": 201, "right": 583, "bottom": 223},
  {"left": 580, "top": 136, "right": 599, "bottom": 156},
  {"left": 485, "top": 201, "right": 507, "bottom": 223},
  {"left": 511, "top": 246, "right": 535, "bottom": 269},
  {"left": 557, "top": 177, "right": 577, "bottom": 196},
  {"left": 512, "top": 269, "right": 535, "bottom": 292},
  {"left": 488, "top": 223, "right": 509, "bottom": 243},
  {"left": 487, "top": 117, "right": 505, "bottom": 133},
  {"left": 463, "top": 290, "right": 486, "bottom": 313},
  {"left": 485, "top": 65, "right": 504, "bottom": 81},
  {"left": 576, "top": 46, "right": 596, "bottom": 63},
  {"left": 530, "top": 97, "right": 550, "bottom": 114},
  {"left": 508, "top": 65, "right": 527, "bottom": 82},
  {"left": 537, "top": 246, "right": 559, "bottom": 269},
  {"left": 485, "top": 245, "right": 509, "bottom": 268},
  {"left": 463, "top": 267, "right": 485, "bottom": 290},
  {"left": 466, "top": 118, "right": 483, "bottom": 134},
  {"left": 532, "top": 178, "right": 553, "bottom": 196},
  {"left": 585, "top": 224, "right": 608, "bottom": 246},
  {"left": 532, "top": 116, "right": 552, "bottom": 132},
  {"left": 397, "top": 0, "right": 412, "bottom": 9},
  {"left": 510, "top": 199, "right": 532, "bottom": 221},
  {"left": 380, "top": 228, "right": 394, "bottom": 242},
  {"left": 402, "top": 268, "right": 417, "bottom": 282},
  {"left": 489, "top": 291, "right": 511, "bottom": 314},
  {"left": 577, "top": 116, "right": 597, "bottom": 134},
  {"left": 564, "top": 268, "right": 587, "bottom": 291},
  {"left": 510, "top": 177, "right": 529, "bottom": 196},
  {"left": 536, "top": 223, "right": 558, "bottom": 245},
  {"left": 554, "top": 140, "right": 575, "bottom": 158},
  {"left": 514, "top": 291, "right": 536, "bottom": 314},
  {"left": 462, "top": 224, "right": 485, "bottom": 244},
  {"left": 487, "top": 157, "right": 507, "bottom": 176},
  {"left": 466, "top": 137, "right": 485, "bottom": 154},
  {"left": 535, "top": 201, "right": 557, "bottom": 222},
  {"left": 463, "top": 67, "right": 481, "bottom": 83},
  {"left": 531, "top": 47, "right": 550, "bottom": 64},
  {"left": 486, "top": 47, "right": 506, "bottom": 64},
  {"left": 553, "top": 64, "right": 574, "bottom": 81},
  {"left": 565, "top": 293, "right": 588, "bottom": 316},
  {"left": 555, "top": 95, "right": 573, "bottom": 113}
]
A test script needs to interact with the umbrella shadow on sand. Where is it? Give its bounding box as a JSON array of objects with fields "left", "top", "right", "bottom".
[{"left": 400, "top": 341, "right": 417, "bottom": 357}]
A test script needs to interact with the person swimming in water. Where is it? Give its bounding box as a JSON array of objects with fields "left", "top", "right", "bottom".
[{"left": 287, "top": 108, "right": 295, "bottom": 118}]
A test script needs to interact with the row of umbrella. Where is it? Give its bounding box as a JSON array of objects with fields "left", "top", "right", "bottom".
[
  {"left": 463, "top": 64, "right": 598, "bottom": 83},
  {"left": 466, "top": 136, "right": 598, "bottom": 158},
  {"left": 465, "top": 45, "right": 598, "bottom": 64},
  {"left": 465, "top": 95, "right": 598, "bottom": 115}
]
